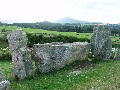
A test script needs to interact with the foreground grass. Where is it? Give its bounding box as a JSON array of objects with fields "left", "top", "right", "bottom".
[{"left": 0, "top": 60, "right": 120, "bottom": 90}]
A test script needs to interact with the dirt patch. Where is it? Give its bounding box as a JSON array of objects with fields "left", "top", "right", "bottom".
[{"left": 74, "top": 61, "right": 94, "bottom": 71}]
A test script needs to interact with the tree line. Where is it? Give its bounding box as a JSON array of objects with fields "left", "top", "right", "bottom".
[{"left": 0, "top": 22, "right": 120, "bottom": 34}]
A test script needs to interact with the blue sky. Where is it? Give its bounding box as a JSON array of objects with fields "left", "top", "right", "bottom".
[{"left": 0, "top": 0, "right": 120, "bottom": 24}]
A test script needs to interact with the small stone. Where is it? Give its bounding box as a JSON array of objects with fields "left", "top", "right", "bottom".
[
  {"left": 69, "top": 71, "right": 81, "bottom": 75},
  {"left": 0, "top": 69, "right": 11, "bottom": 90},
  {"left": 114, "top": 48, "right": 120, "bottom": 60}
]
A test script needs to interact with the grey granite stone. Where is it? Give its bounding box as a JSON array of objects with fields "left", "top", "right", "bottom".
[
  {"left": 0, "top": 69, "right": 11, "bottom": 90},
  {"left": 91, "top": 25, "right": 112, "bottom": 60},
  {"left": 114, "top": 48, "right": 120, "bottom": 60},
  {"left": 33, "top": 42, "right": 90, "bottom": 73},
  {"left": 7, "top": 29, "right": 34, "bottom": 80}
]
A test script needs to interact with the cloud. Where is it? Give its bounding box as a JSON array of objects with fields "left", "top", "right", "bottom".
[{"left": 0, "top": 0, "right": 120, "bottom": 23}]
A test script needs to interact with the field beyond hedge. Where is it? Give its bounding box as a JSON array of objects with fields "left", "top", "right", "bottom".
[{"left": 0, "top": 26, "right": 119, "bottom": 42}]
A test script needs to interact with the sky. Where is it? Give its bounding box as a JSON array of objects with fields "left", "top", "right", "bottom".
[{"left": 0, "top": 0, "right": 120, "bottom": 24}]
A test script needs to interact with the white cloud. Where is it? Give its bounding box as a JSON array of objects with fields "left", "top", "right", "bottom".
[{"left": 0, "top": 0, "right": 120, "bottom": 23}]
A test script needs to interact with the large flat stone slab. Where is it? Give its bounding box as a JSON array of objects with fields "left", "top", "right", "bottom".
[{"left": 33, "top": 42, "right": 90, "bottom": 73}]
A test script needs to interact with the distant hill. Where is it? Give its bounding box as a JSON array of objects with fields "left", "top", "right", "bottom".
[
  {"left": 51, "top": 17, "right": 101, "bottom": 24},
  {"left": 0, "top": 17, "right": 102, "bottom": 24}
]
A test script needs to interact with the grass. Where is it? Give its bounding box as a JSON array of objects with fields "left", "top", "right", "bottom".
[
  {"left": 22, "top": 28, "right": 92, "bottom": 39},
  {"left": 0, "top": 60, "right": 120, "bottom": 90},
  {"left": 111, "top": 36, "right": 120, "bottom": 45},
  {"left": 0, "top": 26, "right": 21, "bottom": 30},
  {"left": 0, "top": 26, "right": 120, "bottom": 41},
  {"left": 0, "top": 26, "right": 92, "bottom": 39}
]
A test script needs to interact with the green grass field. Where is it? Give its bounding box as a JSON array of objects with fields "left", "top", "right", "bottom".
[
  {"left": 0, "top": 26, "right": 21, "bottom": 31},
  {"left": 22, "top": 28, "right": 92, "bottom": 39},
  {"left": 0, "top": 26, "right": 92, "bottom": 39},
  {"left": 0, "top": 26, "right": 119, "bottom": 41},
  {"left": 23, "top": 28, "right": 120, "bottom": 44},
  {"left": 1, "top": 60, "right": 120, "bottom": 90}
]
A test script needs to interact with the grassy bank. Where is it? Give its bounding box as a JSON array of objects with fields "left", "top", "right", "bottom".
[{"left": 0, "top": 60, "right": 120, "bottom": 90}]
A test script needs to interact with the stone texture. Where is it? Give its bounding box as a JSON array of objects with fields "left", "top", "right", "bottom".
[
  {"left": 91, "top": 25, "right": 112, "bottom": 60},
  {"left": 114, "top": 48, "right": 120, "bottom": 60},
  {"left": 33, "top": 42, "right": 90, "bottom": 73},
  {"left": 7, "top": 29, "right": 34, "bottom": 80},
  {"left": 0, "top": 69, "right": 11, "bottom": 90}
]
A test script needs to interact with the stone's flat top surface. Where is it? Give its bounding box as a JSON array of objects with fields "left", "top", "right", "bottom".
[
  {"left": 8, "top": 29, "right": 24, "bottom": 35},
  {"left": 34, "top": 42, "right": 89, "bottom": 46},
  {"left": 15, "top": 29, "right": 22, "bottom": 31}
]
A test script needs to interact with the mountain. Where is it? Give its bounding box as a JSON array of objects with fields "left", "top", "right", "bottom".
[
  {"left": 52, "top": 17, "right": 81, "bottom": 23},
  {"left": 51, "top": 17, "right": 101, "bottom": 24},
  {"left": 0, "top": 17, "right": 102, "bottom": 24}
]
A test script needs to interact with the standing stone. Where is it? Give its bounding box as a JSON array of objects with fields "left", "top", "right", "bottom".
[
  {"left": 0, "top": 69, "right": 11, "bottom": 90},
  {"left": 33, "top": 42, "right": 90, "bottom": 73},
  {"left": 7, "top": 29, "right": 34, "bottom": 80},
  {"left": 114, "top": 48, "right": 120, "bottom": 60},
  {"left": 91, "top": 25, "right": 112, "bottom": 60}
]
